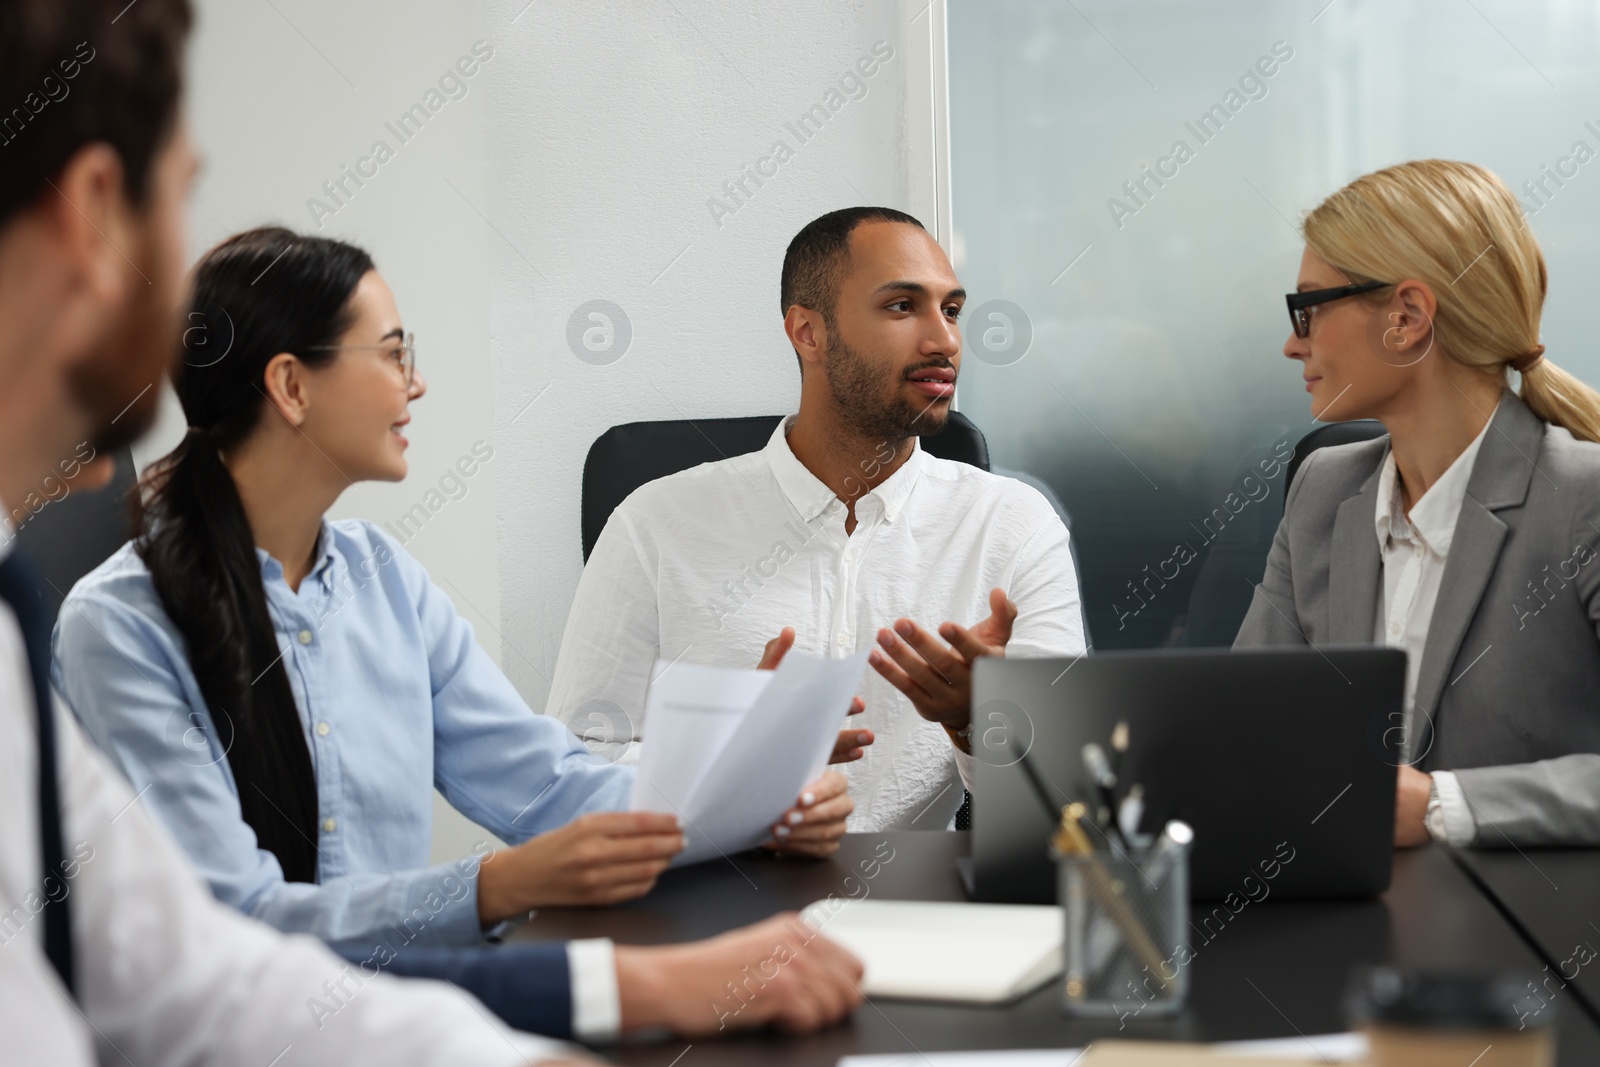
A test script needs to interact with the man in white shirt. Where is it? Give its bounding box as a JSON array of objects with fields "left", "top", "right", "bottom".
[
  {"left": 0, "top": 0, "right": 860, "bottom": 1059},
  {"left": 548, "top": 207, "right": 1086, "bottom": 831}
]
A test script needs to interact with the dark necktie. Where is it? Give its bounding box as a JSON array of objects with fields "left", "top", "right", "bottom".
[{"left": 0, "top": 548, "right": 76, "bottom": 997}]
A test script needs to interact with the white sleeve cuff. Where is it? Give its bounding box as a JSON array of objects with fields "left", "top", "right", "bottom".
[
  {"left": 567, "top": 937, "right": 621, "bottom": 1042},
  {"left": 952, "top": 744, "right": 976, "bottom": 795},
  {"left": 1430, "top": 770, "right": 1477, "bottom": 846}
]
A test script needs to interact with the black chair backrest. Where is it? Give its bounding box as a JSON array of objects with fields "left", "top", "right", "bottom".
[
  {"left": 1284, "top": 420, "right": 1387, "bottom": 504},
  {"left": 11, "top": 447, "right": 138, "bottom": 629},
  {"left": 581, "top": 411, "right": 991, "bottom": 561}
]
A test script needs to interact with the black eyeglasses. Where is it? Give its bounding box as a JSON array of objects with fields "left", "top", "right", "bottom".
[
  {"left": 1285, "top": 281, "right": 1392, "bottom": 338},
  {"left": 303, "top": 332, "right": 417, "bottom": 386}
]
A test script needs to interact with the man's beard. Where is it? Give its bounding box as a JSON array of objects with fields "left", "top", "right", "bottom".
[
  {"left": 65, "top": 238, "right": 180, "bottom": 454},
  {"left": 822, "top": 329, "right": 952, "bottom": 444}
]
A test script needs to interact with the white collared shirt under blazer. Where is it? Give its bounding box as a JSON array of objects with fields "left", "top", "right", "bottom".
[
  {"left": 1237, "top": 390, "right": 1600, "bottom": 847},
  {"left": 1372, "top": 412, "right": 1494, "bottom": 844},
  {"left": 546, "top": 415, "right": 1087, "bottom": 832}
]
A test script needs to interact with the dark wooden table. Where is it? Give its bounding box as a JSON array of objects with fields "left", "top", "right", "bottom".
[
  {"left": 1452, "top": 847, "right": 1600, "bottom": 1028},
  {"left": 510, "top": 831, "right": 1600, "bottom": 1065}
]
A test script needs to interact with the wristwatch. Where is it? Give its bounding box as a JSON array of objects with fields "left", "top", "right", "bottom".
[
  {"left": 943, "top": 722, "right": 973, "bottom": 755},
  {"left": 1424, "top": 775, "right": 1448, "bottom": 842}
]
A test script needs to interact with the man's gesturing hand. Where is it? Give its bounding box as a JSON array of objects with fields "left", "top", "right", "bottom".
[
  {"left": 868, "top": 587, "right": 1017, "bottom": 731},
  {"left": 759, "top": 626, "right": 874, "bottom": 764},
  {"left": 614, "top": 912, "right": 864, "bottom": 1036}
]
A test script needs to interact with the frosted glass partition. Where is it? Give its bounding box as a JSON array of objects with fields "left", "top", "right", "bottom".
[{"left": 948, "top": 0, "right": 1600, "bottom": 649}]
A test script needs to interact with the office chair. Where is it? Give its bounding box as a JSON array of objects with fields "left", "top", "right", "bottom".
[
  {"left": 11, "top": 447, "right": 138, "bottom": 629},
  {"left": 581, "top": 411, "right": 991, "bottom": 562},
  {"left": 1284, "top": 420, "right": 1387, "bottom": 503},
  {"left": 581, "top": 411, "right": 992, "bottom": 830}
]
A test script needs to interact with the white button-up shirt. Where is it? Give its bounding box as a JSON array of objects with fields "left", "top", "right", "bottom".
[
  {"left": 546, "top": 415, "right": 1086, "bottom": 831},
  {"left": 1373, "top": 413, "right": 1495, "bottom": 845},
  {"left": 0, "top": 534, "right": 565, "bottom": 1065}
]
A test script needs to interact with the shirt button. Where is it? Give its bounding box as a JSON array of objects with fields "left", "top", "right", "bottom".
[
  {"left": 1389, "top": 623, "right": 1402, "bottom": 637},
  {"left": 297, "top": 629, "right": 314, "bottom": 645},
  {"left": 316, "top": 722, "right": 331, "bottom": 737},
  {"left": 322, "top": 818, "right": 337, "bottom": 833},
  {"left": 836, "top": 633, "right": 850, "bottom": 647}
]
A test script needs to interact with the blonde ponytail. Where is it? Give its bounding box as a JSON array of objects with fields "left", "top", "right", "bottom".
[
  {"left": 1519, "top": 359, "right": 1600, "bottom": 443},
  {"left": 1302, "top": 159, "right": 1600, "bottom": 443}
]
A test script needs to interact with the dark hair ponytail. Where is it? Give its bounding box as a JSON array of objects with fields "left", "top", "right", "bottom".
[{"left": 134, "top": 226, "right": 374, "bottom": 883}]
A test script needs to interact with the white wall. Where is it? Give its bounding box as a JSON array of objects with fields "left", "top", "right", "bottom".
[
  {"left": 485, "top": 0, "right": 947, "bottom": 711},
  {"left": 154, "top": 0, "right": 503, "bottom": 860}
]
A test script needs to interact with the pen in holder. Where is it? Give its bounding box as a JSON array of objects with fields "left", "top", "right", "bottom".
[{"left": 1014, "top": 743, "right": 1191, "bottom": 1020}]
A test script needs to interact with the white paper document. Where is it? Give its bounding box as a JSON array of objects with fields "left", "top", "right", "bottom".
[
  {"left": 834, "top": 1034, "right": 1366, "bottom": 1066},
  {"left": 835, "top": 1034, "right": 1365, "bottom": 1067},
  {"left": 630, "top": 648, "right": 870, "bottom": 865}
]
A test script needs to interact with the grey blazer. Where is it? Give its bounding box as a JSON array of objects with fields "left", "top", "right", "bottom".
[{"left": 1236, "top": 390, "right": 1600, "bottom": 847}]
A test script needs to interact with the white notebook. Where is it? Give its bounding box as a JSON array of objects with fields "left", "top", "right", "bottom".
[{"left": 800, "top": 898, "right": 1063, "bottom": 1005}]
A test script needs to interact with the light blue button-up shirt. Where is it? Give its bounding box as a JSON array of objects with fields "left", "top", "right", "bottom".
[{"left": 50, "top": 519, "right": 634, "bottom": 954}]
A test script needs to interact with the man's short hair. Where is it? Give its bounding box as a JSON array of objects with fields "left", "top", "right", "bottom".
[
  {"left": 781, "top": 206, "right": 926, "bottom": 324},
  {"left": 0, "top": 0, "right": 193, "bottom": 230}
]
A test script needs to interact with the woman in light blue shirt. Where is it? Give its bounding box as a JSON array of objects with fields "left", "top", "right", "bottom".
[{"left": 51, "top": 226, "right": 854, "bottom": 957}]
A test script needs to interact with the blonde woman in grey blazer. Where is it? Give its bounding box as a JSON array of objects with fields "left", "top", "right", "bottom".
[{"left": 1237, "top": 159, "right": 1600, "bottom": 850}]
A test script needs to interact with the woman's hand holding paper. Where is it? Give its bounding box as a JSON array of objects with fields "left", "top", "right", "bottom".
[
  {"left": 476, "top": 811, "right": 684, "bottom": 920},
  {"left": 765, "top": 770, "right": 853, "bottom": 858}
]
